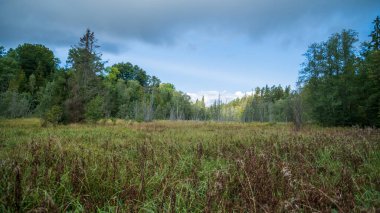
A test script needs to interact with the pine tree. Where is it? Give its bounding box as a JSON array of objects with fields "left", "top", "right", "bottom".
[
  {"left": 65, "top": 29, "right": 104, "bottom": 122},
  {"left": 370, "top": 16, "right": 380, "bottom": 51}
]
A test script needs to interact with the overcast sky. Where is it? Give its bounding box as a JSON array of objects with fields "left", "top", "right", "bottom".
[{"left": 1, "top": 0, "right": 379, "bottom": 105}]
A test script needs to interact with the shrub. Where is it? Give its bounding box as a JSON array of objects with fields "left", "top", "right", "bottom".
[
  {"left": 0, "top": 91, "right": 31, "bottom": 118},
  {"left": 85, "top": 96, "right": 104, "bottom": 123},
  {"left": 41, "top": 105, "right": 63, "bottom": 126}
]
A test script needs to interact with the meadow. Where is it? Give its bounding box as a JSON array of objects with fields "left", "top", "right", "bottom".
[{"left": 0, "top": 119, "right": 379, "bottom": 212}]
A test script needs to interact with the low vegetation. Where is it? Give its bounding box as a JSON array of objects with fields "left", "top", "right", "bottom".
[{"left": 0, "top": 119, "right": 379, "bottom": 212}]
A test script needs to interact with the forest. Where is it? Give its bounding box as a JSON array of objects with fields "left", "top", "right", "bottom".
[{"left": 0, "top": 17, "right": 379, "bottom": 127}]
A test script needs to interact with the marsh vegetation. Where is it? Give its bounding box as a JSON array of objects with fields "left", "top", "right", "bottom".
[{"left": 0, "top": 119, "right": 379, "bottom": 212}]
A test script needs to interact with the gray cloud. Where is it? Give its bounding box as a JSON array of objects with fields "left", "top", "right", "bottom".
[{"left": 0, "top": 0, "right": 379, "bottom": 51}]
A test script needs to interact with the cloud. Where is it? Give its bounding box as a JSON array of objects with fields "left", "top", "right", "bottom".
[
  {"left": 1, "top": 0, "right": 378, "bottom": 50},
  {"left": 1, "top": 0, "right": 377, "bottom": 99},
  {"left": 187, "top": 90, "right": 253, "bottom": 106}
]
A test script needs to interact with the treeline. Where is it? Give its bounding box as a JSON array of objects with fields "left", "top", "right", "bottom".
[
  {"left": 201, "top": 85, "right": 298, "bottom": 123},
  {"left": 299, "top": 16, "right": 380, "bottom": 127},
  {"left": 0, "top": 16, "right": 379, "bottom": 127},
  {"left": 0, "top": 30, "right": 196, "bottom": 124},
  {"left": 207, "top": 16, "right": 380, "bottom": 127},
  {"left": 0, "top": 29, "right": 300, "bottom": 125}
]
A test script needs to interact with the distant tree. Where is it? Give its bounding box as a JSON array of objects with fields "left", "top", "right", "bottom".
[
  {"left": 102, "top": 67, "right": 120, "bottom": 118},
  {"left": 7, "top": 70, "right": 26, "bottom": 92},
  {"left": 299, "top": 29, "right": 360, "bottom": 126},
  {"left": 67, "top": 29, "right": 103, "bottom": 93},
  {"left": 121, "top": 80, "right": 144, "bottom": 120},
  {"left": 360, "top": 17, "right": 380, "bottom": 126},
  {"left": 192, "top": 96, "right": 206, "bottom": 120},
  {"left": 149, "top": 76, "right": 161, "bottom": 87},
  {"left": 0, "top": 50, "right": 20, "bottom": 92},
  {"left": 37, "top": 70, "right": 68, "bottom": 122},
  {"left": 11, "top": 44, "right": 57, "bottom": 90},
  {"left": 369, "top": 16, "right": 380, "bottom": 51},
  {"left": 0, "top": 46, "right": 5, "bottom": 57},
  {"left": 0, "top": 91, "right": 31, "bottom": 118},
  {"left": 65, "top": 29, "right": 104, "bottom": 122},
  {"left": 0, "top": 44, "right": 58, "bottom": 113},
  {"left": 112, "top": 62, "right": 153, "bottom": 87}
]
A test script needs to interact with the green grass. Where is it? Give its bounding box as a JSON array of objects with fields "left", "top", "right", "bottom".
[{"left": 0, "top": 118, "right": 379, "bottom": 212}]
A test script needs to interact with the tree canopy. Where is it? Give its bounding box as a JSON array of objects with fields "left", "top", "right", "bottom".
[{"left": 0, "top": 17, "right": 379, "bottom": 127}]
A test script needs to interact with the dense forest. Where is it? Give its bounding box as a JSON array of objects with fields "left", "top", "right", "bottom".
[{"left": 0, "top": 17, "right": 379, "bottom": 127}]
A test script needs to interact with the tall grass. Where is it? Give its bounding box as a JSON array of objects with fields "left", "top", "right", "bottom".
[{"left": 0, "top": 118, "right": 379, "bottom": 212}]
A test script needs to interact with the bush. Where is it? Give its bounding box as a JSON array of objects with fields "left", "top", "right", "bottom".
[
  {"left": 85, "top": 96, "right": 104, "bottom": 123},
  {"left": 41, "top": 105, "right": 63, "bottom": 127},
  {"left": 0, "top": 91, "right": 31, "bottom": 118}
]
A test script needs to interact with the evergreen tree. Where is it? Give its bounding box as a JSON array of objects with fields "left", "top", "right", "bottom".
[
  {"left": 65, "top": 29, "right": 104, "bottom": 122},
  {"left": 369, "top": 16, "right": 380, "bottom": 50}
]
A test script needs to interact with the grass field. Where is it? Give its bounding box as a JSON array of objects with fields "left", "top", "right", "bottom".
[{"left": 0, "top": 118, "right": 379, "bottom": 212}]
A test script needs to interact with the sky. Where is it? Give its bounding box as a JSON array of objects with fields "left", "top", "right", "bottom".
[{"left": 0, "top": 0, "right": 379, "bottom": 105}]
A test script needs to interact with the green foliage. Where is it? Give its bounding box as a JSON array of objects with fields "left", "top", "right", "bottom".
[
  {"left": 298, "top": 19, "right": 380, "bottom": 127},
  {"left": 85, "top": 95, "right": 104, "bottom": 123},
  {"left": 67, "top": 29, "right": 104, "bottom": 78},
  {"left": 0, "top": 44, "right": 57, "bottom": 117},
  {"left": 361, "top": 50, "right": 380, "bottom": 126},
  {"left": 112, "top": 62, "right": 151, "bottom": 87},
  {"left": 41, "top": 105, "right": 63, "bottom": 126},
  {"left": 1, "top": 17, "right": 380, "bottom": 126},
  {"left": 65, "top": 29, "right": 104, "bottom": 122},
  {"left": 105, "top": 66, "right": 120, "bottom": 82},
  {"left": 0, "top": 30, "right": 305, "bottom": 124},
  {"left": 192, "top": 96, "right": 207, "bottom": 120},
  {"left": 369, "top": 16, "right": 380, "bottom": 51},
  {"left": 0, "top": 91, "right": 31, "bottom": 118},
  {"left": 0, "top": 50, "right": 20, "bottom": 92},
  {"left": 299, "top": 30, "right": 359, "bottom": 126},
  {"left": 0, "top": 46, "right": 5, "bottom": 57},
  {"left": 238, "top": 85, "right": 294, "bottom": 123},
  {"left": 10, "top": 43, "right": 57, "bottom": 94},
  {"left": 7, "top": 70, "right": 26, "bottom": 92},
  {"left": 36, "top": 70, "right": 67, "bottom": 123}
]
